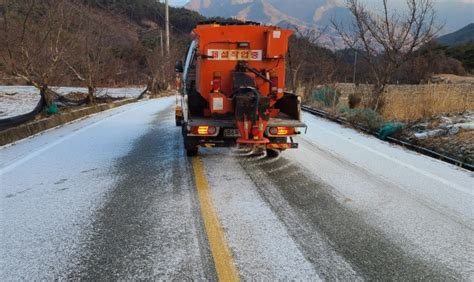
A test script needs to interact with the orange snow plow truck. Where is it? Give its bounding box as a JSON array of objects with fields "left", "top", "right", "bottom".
[{"left": 176, "top": 22, "right": 306, "bottom": 156}]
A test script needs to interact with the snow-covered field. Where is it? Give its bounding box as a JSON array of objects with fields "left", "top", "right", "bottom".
[
  {"left": 0, "top": 85, "right": 145, "bottom": 119},
  {"left": 0, "top": 91, "right": 41, "bottom": 119}
]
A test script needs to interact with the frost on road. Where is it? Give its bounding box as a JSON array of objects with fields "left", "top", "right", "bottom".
[{"left": 1, "top": 97, "right": 473, "bottom": 280}]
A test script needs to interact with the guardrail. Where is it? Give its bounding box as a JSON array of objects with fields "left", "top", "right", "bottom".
[{"left": 301, "top": 105, "right": 474, "bottom": 171}]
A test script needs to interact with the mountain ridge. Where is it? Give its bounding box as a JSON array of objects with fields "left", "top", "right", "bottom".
[
  {"left": 438, "top": 23, "right": 474, "bottom": 47},
  {"left": 185, "top": 0, "right": 349, "bottom": 31},
  {"left": 185, "top": 0, "right": 474, "bottom": 35}
]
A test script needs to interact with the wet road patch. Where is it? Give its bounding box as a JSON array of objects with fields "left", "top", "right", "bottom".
[
  {"left": 239, "top": 156, "right": 458, "bottom": 280},
  {"left": 68, "top": 108, "right": 216, "bottom": 280}
]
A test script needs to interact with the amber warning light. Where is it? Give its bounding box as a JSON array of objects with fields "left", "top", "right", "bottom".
[
  {"left": 269, "top": 127, "right": 295, "bottom": 136},
  {"left": 192, "top": 126, "right": 217, "bottom": 136}
]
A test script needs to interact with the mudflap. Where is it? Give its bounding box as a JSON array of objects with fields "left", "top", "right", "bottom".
[
  {"left": 175, "top": 106, "right": 183, "bottom": 127},
  {"left": 234, "top": 88, "right": 271, "bottom": 143}
]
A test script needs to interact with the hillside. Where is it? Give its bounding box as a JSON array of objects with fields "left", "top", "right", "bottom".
[
  {"left": 0, "top": 0, "right": 210, "bottom": 87},
  {"left": 1, "top": 0, "right": 471, "bottom": 92},
  {"left": 438, "top": 23, "right": 474, "bottom": 47},
  {"left": 85, "top": 0, "right": 206, "bottom": 33}
]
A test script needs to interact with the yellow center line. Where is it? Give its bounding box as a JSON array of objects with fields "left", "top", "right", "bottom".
[{"left": 191, "top": 157, "right": 240, "bottom": 282}]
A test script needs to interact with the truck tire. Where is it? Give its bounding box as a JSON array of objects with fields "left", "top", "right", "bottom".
[
  {"left": 182, "top": 123, "right": 198, "bottom": 156},
  {"left": 186, "top": 146, "right": 198, "bottom": 157},
  {"left": 185, "top": 137, "right": 199, "bottom": 156},
  {"left": 266, "top": 137, "right": 286, "bottom": 157},
  {"left": 266, "top": 148, "right": 281, "bottom": 158}
]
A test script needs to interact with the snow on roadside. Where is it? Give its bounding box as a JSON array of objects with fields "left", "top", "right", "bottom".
[
  {"left": 0, "top": 85, "right": 145, "bottom": 120},
  {"left": 50, "top": 86, "right": 145, "bottom": 98},
  {"left": 285, "top": 113, "right": 474, "bottom": 279},
  {"left": 0, "top": 91, "right": 41, "bottom": 119},
  {"left": 0, "top": 99, "right": 174, "bottom": 280}
]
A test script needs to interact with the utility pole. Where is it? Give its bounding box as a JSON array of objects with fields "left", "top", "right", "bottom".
[
  {"left": 165, "top": 0, "right": 170, "bottom": 54},
  {"left": 352, "top": 49, "right": 358, "bottom": 85},
  {"left": 160, "top": 29, "right": 164, "bottom": 57}
]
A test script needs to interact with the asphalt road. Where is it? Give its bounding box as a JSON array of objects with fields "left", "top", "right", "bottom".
[{"left": 1, "top": 97, "right": 473, "bottom": 280}]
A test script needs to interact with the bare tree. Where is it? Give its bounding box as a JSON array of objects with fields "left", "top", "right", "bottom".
[
  {"left": 1, "top": 0, "right": 76, "bottom": 108},
  {"left": 62, "top": 3, "right": 115, "bottom": 104},
  {"left": 333, "top": 0, "right": 441, "bottom": 111},
  {"left": 143, "top": 27, "right": 169, "bottom": 95},
  {"left": 143, "top": 31, "right": 185, "bottom": 95},
  {"left": 320, "top": 36, "right": 351, "bottom": 85},
  {"left": 287, "top": 27, "right": 326, "bottom": 92},
  {"left": 287, "top": 26, "right": 350, "bottom": 105},
  {"left": 144, "top": 48, "right": 168, "bottom": 95}
]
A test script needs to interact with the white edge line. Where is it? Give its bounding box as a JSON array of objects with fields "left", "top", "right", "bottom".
[
  {"left": 305, "top": 116, "right": 473, "bottom": 196},
  {"left": 0, "top": 100, "right": 151, "bottom": 175}
]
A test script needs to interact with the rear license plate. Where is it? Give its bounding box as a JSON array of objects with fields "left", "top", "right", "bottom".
[{"left": 224, "top": 128, "right": 240, "bottom": 137}]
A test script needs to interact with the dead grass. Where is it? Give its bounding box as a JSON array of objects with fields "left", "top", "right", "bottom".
[
  {"left": 381, "top": 84, "right": 474, "bottom": 122},
  {"left": 457, "top": 129, "right": 474, "bottom": 143},
  {"left": 333, "top": 83, "right": 474, "bottom": 122}
]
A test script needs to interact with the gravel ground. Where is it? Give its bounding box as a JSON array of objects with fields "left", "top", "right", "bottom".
[{"left": 404, "top": 111, "right": 474, "bottom": 164}]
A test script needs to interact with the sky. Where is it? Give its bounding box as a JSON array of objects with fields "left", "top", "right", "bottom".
[
  {"left": 168, "top": 0, "right": 474, "bottom": 6},
  {"left": 168, "top": 0, "right": 188, "bottom": 6},
  {"left": 167, "top": 0, "right": 473, "bottom": 32}
]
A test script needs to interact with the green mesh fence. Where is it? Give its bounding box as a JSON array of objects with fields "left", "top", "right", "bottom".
[
  {"left": 378, "top": 122, "right": 405, "bottom": 140},
  {"left": 45, "top": 103, "right": 59, "bottom": 115}
]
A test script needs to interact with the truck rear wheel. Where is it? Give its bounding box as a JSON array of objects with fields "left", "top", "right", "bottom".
[
  {"left": 182, "top": 123, "right": 198, "bottom": 156},
  {"left": 186, "top": 146, "right": 198, "bottom": 157},
  {"left": 185, "top": 137, "right": 198, "bottom": 156},
  {"left": 175, "top": 117, "right": 182, "bottom": 126},
  {"left": 266, "top": 148, "right": 281, "bottom": 158}
]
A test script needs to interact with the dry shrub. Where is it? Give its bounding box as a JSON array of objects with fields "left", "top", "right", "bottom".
[
  {"left": 335, "top": 83, "right": 375, "bottom": 109},
  {"left": 382, "top": 84, "right": 474, "bottom": 122},
  {"left": 319, "top": 83, "right": 473, "bottom": 123},
  {"left": 348, "top": 93, "right": 362, "bottom": 109}
]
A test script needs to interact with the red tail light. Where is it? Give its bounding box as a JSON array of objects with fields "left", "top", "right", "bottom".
[
  {"left": 212, "top": 72, "right": 221, "bottom": 92},
  {"left": 191, "top": 126, "right": 217, "bottom": 136},
  {"left": 207, "top": 126, "right": 217, "bottom": 135}
]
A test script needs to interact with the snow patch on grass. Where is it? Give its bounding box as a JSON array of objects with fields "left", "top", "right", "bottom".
[{"left": 0, "top": 85, "right": 145, "bottom": 119}]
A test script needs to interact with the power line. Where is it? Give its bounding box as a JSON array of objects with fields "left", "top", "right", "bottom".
[{"left": 152, "top": 0, "right": 189, "bottom": 36}]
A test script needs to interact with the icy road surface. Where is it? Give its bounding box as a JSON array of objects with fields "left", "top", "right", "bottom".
[{"left": 1, "top": 97, "right": 473, "bottom": 280}]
